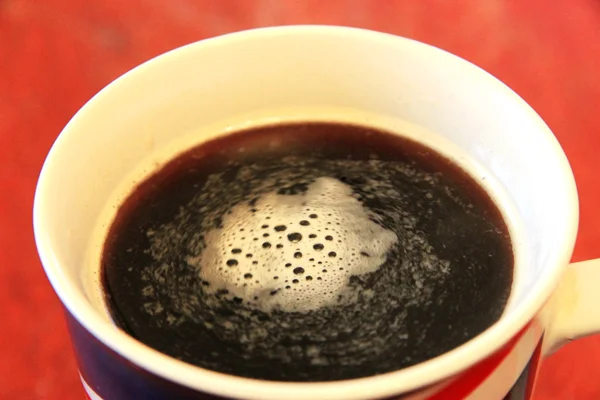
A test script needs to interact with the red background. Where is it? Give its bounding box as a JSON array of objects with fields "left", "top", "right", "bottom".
[{"left": 1, "top": 1, "right": 599, "bottom": 399}]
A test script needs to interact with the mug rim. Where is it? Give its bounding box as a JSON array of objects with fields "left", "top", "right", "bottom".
[{"left": 33, "top": 25, "right": 579, "bottom": 400}]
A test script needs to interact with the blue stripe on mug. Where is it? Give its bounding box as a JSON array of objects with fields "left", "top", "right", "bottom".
[{"left": 64, "top": 309, "right": 228, "bottom": 400}]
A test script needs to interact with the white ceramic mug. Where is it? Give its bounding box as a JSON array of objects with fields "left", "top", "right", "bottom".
[{"left": 34, "top": 26, "right": 600, "bottom": 400}]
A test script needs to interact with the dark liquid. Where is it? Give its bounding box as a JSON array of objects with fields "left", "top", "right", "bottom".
[{"left": 102, "top": 122, "right": 513, "bottom": 381}]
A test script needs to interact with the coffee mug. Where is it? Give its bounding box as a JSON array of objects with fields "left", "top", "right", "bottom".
[{"left": 34, "top": 26, "right": 600, "bottom": 400}]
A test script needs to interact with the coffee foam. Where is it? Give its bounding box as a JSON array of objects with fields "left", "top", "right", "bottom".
[
  {"left": 141, "top": 158, "right": 454, "bottom": 328},
  {"left": 193, "top": 177, "right": 398, "bottom": 312}
]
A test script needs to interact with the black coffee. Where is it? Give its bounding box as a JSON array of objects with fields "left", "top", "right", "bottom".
[{"left": 102, "top": 122, "right": 513, "bottom": 381}]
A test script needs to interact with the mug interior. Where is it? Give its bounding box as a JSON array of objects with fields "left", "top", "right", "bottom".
[{"left": 34, "top": 26, "right": 578, "bottom": 400}]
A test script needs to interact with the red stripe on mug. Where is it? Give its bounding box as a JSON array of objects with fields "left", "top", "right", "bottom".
[{"left": 427, "top": 323, "right": 532, "bottom": 400}]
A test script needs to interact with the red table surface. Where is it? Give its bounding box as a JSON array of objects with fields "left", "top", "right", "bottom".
[{"left": 1, "top": 1, "right": 599, "bottom": 399}]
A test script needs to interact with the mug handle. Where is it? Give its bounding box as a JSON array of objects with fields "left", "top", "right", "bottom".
[{"left": 545, "top": 258, "right": 600, "bottom": 353}]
